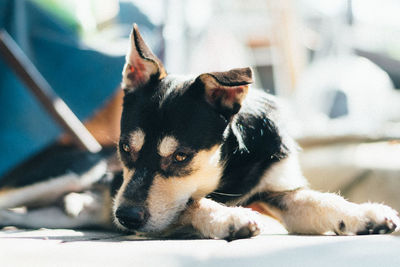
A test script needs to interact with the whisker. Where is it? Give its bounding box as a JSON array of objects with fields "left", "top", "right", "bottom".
[{"left": 211, "top": 191, "right": 243, "bottom": 197}]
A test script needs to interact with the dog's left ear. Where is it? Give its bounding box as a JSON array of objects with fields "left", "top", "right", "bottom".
[
  {"left": 122, "top": 24, "right": 166, "bottom": 91},
  {"left": 196, "top": 67, "right": 253, "bottom": 119}
]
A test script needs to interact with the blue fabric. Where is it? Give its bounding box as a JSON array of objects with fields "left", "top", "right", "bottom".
[{"left": 0, "top": 0, "right": 127, "bottom": 177}]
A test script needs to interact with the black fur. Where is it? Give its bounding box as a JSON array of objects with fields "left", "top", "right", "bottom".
[
  {"left": 241, "top": 190, "right": 300, "bottom": 211},
  {"left": 211, "top": 91, "right": 291, "bottom": 203},
  {"left": 110, "top": 171, "right": 123, "bottom": 197},
  {"left": 122, "top": 168, "right": 155, "bottom": 204},
  {"left": 119, "top": 76, "right": 228, "bottom": 174}
]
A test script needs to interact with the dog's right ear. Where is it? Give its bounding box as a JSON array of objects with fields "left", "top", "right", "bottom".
[
  {"left": 193, "top": 68, "right": 253, "bottom": 120},
  {"left": 122, "top": 24, "right": 166, "bottom": 91}
]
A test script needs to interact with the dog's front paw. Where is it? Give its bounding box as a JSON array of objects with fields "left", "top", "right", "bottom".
[
  {"left": 185, "top": 199, "right": 262, "bottom": 240},
  {"left": 226, "top": 220, "right": 260, "bottom": 241},
  {"left": 337, "top": 203, "right": 400, "bottom": 235},
  {"left": 356, "top": 203, "right": 399, "bottom": 235},
  {"left": 209, "top": 207, "right": 261, "bottom": 240}
]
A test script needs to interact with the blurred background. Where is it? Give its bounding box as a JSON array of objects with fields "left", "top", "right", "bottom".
[{"left": 1, "top": 0, "right": 400, "bottom": 210}]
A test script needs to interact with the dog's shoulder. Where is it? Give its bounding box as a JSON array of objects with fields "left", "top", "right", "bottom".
[
  {"left": 212, "top": 89, "right": 295, "bottom": 203},
  {"left": 222, "top": 89, "right": 292, "bottom": 160}
]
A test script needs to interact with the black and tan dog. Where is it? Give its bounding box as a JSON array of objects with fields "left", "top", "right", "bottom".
[{"left": 0, "top": 25, "right": 399, "bottom": 239}]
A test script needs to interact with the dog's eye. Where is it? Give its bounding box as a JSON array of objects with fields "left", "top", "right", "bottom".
[
  {"left": 174, "top": 152, "right": 188, "bottom": 163},
  {"left": 122, "top": 143, "right": 131, "bottom": 152}
]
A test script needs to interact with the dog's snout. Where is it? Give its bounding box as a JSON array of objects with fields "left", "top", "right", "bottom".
[{"left": 116, "top": 206, "right": 148, "bottom": 230}]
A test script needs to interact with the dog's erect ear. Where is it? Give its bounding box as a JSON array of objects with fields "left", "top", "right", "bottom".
[
  {"left": 196, "top": 67, "right": 253, "bottom": 119},
  {"left": 122, "top": 24, "right": 166, "bottom": 91}
]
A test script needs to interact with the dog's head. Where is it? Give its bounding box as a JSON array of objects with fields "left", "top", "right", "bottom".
[{"left": 113, "top": 25, "right": 253, "bottom": 232}]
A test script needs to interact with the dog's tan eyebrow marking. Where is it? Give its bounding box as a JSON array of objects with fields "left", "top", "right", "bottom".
[
  {"left": 158, "top": 136, "right": 179, "bottom": 157},
  {"left": 129, "top": 129, "right": 145, "bottom": 152}
]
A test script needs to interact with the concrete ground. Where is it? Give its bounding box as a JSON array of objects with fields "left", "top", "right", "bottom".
[{"left": 1, "top": 216, "right": 400, "bottom": 267}]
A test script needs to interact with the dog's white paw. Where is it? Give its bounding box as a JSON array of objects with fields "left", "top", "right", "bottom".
[
  {"left": 207, "top": 207, "right": 261, "bottom": 240},
  {"left": 337, "top": 203, "right": 400, "bottom": 235}
]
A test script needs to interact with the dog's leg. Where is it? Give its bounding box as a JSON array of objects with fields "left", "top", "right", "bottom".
[
  {"left": 255, "top": 189, "right": 400, "bottom": 235},
  {"left": 179, "top": 198, "right": 261, "bottom": 240}
]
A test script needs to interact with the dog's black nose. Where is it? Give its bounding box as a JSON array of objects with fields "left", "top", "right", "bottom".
[{"left": 116, "top": 206, "right": 148, "bottom": 230}]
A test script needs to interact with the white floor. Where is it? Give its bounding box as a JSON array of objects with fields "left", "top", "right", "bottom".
[{"left": 1, "top": 226, "right": 400, "bottom": 267}]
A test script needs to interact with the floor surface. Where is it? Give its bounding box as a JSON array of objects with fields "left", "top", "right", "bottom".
[{"left": 1, "top": 225, "right": 400, "bottom": 267}]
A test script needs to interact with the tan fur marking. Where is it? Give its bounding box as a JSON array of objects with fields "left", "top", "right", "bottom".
[
  {"left": 144, "top": 145, "right": 222, "bottom": 231},
  {"left": 114, "top": 167, "right": 134, "bottom": 207},
  {"left": 130, "top": 129, "right": 145, "bottom": 152},
  {"left": 158, "top": 136, "right": 179, "bottom": 157},
  {"left": 112, "top": 167, "right": 135, "bottom": 230}
]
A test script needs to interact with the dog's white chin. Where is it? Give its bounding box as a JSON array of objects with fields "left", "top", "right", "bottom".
[{"left": 140, "top": 202, "right": 188, "bottom": 233}]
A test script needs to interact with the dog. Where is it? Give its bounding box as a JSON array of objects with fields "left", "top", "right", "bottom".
[{"left": 0, "top": 24, "right": 399, "bottom": 240}]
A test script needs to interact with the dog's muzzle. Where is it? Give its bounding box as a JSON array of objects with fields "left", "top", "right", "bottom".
[{"left": 115, "top": 206, "right": 149, "bottom": 230}]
